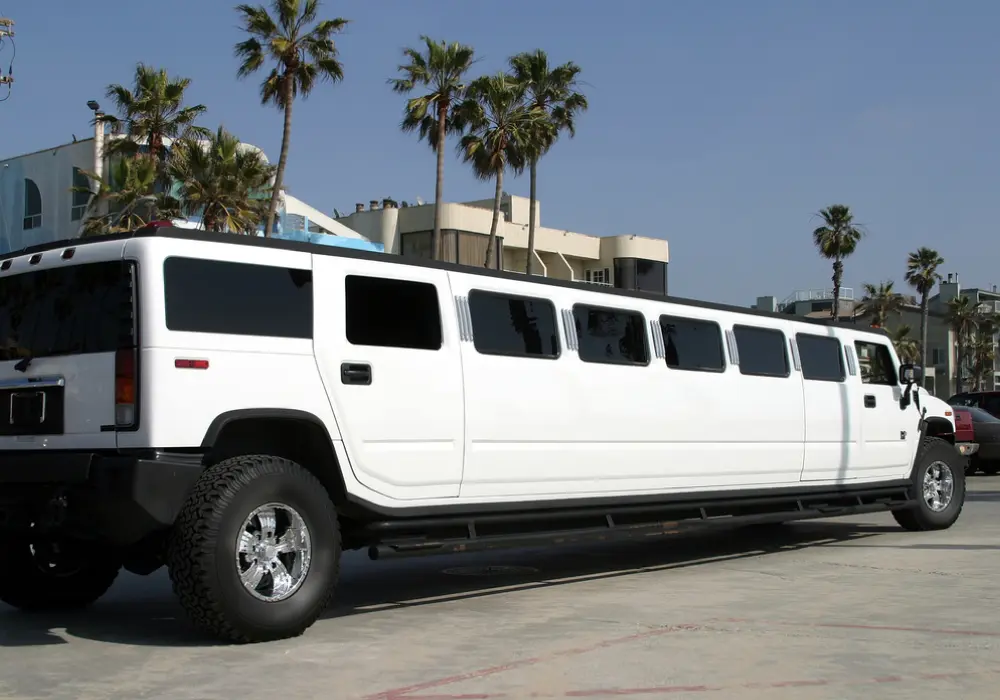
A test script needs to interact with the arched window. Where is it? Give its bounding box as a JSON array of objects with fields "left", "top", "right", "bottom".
[
  {"left": 22, "top": 178, "right": 42, "bottom": 230},
  {"left": 71, "top": 168, "right": 91, "bottom": 221}
]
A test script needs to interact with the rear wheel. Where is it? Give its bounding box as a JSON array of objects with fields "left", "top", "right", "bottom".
[
  {"left": 0, "top": 538, "right": 121, "bottom": 611},
  {"left": 893, "top": 437, "right": 966, "bottom": 531},
  {"left": 167, "top": 454, "right": 341, "bottom": 643}
]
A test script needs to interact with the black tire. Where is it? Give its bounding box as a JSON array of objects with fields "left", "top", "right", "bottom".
[
  {"left": 0, "top": 539, "right": 121, "bottom": 612},
  {"left": 892, "top": 437, "right": 966, "bottom": 532},
  {"left": 166, "top": 454, "right": 341, "bottom": 644}
]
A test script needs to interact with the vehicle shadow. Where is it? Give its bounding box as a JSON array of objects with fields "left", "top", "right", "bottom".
[
  {"left": 0, "top": 518, "right": 895, "bottom": 649},
  {"left": 966, "top": 489, "right": 1000, "bottom": 503}
]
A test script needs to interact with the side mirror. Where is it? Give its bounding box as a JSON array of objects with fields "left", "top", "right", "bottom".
[{"left": 899, "top": 363, "right": 922, "bottom": 386}]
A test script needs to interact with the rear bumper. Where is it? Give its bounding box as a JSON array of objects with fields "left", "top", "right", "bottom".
[
  {"left": 957, "top": 442, "right": 980, "bottom": 457},
  {"left": 0, "top": 450, "right": 205, "bottom": 544}
]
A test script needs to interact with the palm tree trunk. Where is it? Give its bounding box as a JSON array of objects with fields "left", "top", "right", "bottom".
[
  {"left": 525, "top": 158, "right": 538, "bottom": 276},
  {"left": 919, "top": 294, "right": 929, "bottom": 376},
  {"left": 956, "top": 335, "right": 964, "bottom": 394},
  {"left": 432, "top": 102, "right": 448, "bottom": 261},
  {"left": 831, "top": 259, "right": 843, "bottom": 320},
  {"left": 265, "top": 75, "right": 294, "bottom": 238},
  {"left": 483, "top": 170, "right": 504, "bottom": 269}
]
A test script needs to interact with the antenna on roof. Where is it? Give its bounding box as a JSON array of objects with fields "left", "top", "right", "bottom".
[{"left": 415, "top": 196, "right": 424, "bottom": 206}]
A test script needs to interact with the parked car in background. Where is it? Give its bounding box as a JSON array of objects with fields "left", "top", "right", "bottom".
[
  {"left": 957, "top": 406, "right": 1000, "bottom": 475},
  {"left": 948, "top": 390, "right": 1000, "bottom": 418}
]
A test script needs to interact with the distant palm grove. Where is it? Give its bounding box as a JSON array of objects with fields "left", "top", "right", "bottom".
[
  {"left": 812, "top": 204, "right": 989, "bottom": 393},
  {"left": 75, "top": 0, "right": 986, "bottom": 385}
]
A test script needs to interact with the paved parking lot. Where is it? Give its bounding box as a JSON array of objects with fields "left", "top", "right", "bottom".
[{"left": 2, "top": 478, "right": 999, "bottom": 700}]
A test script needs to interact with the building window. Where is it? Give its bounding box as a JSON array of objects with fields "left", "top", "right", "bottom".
[
  {"left": 855, "top": 341, "right": 897, "bottom": 386},
  {"left": 345, "top": 275, "right": 442, "bottom": 350},
  {"left": 795, "top": 333, "right": 845, "bottom": 382},
  {"left": 163, "top": 257, "right": 313, "bottom": 338},
  {"left": 659, "top": 315, "right": 725, "bottom": 372},
  {"left": 399, "top": 230, "right": 502, "bottom": 269},
  {"left": 613, "top": 258, "right": 668, "bottom": 295},
  {"left": 732, "top": 325, "right": 789, "bottom": 378},
  {"left": 572, "top": 304, "right": 649, "bottom": 366},
  {"left": 468, "top": 289, "right": 560, "bottom": 359},
  {"left": 584, "top": 268, "right": 610, "bottom": 285},
  {"left": 22, "top": 178, "right": 42, "bottom": 230},
  {"left": 931, "top": 348, "right": 943, "bottom": 365},
  {"left": 71, "top": 168, "right": 91, "bottom": 221}
]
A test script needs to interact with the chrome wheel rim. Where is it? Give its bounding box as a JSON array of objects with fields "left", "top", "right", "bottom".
[
  {"left": 923, "top": 461, "right": 955, "bottom": 513},
  {"left": 236, "top": 502, "right": 312, "bottom": 602}
]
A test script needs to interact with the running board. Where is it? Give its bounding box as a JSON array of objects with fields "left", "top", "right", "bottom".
[{"left": 365, "top": 495, "right": 912, "bottom": 561}]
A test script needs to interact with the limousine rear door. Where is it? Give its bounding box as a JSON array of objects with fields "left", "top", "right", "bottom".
[{"left": 311, "top": 255, "right": 465, "bottom": 501}]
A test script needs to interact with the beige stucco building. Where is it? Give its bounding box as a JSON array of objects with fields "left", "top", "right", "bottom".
[{"left": 335, "top": 193, "right": 670, "bottom": 295}]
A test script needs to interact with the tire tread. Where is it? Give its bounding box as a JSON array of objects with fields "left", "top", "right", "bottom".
[{"left": 166, "top": 454, "right": 340, "bottom": 643}]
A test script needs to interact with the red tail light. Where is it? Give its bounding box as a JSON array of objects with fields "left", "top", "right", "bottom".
[{"left": 115, "top": 347, "right": 137, "bottom": 428}]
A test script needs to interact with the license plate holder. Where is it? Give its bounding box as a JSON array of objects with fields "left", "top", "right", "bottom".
[{"left": 9, "top": 391, "right": 46, "bottom": 426}]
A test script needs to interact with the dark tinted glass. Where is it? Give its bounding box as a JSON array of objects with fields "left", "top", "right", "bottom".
[
  {"left": 854, "top": 341, "right": 896, "bottom": 385},
  {"left": 163, "top": 257, "right": 312, "bottom": 338},
  {"left": 733, "top": 325, "right": 789, "bottom": 377},
  {"left": 0, "top": 261, "right": 134, "bottom": 361},
  {"left": 967, "top": 406, "right": 1000, "bottom": 423},
  {"left": 659, "top": 315, "right": 724, "bottom": 371},
  {"left": 468, "top": 290, "right": 559, "bottom": 358},
  {"left": 345, "top": 275, "right": 441, "bottom": 350},
  {"left": 796, "top": 333, "right": 845, "bottom": 382},
  {"left": 573, "top": 304, "right": 648, "bottom": 365}
]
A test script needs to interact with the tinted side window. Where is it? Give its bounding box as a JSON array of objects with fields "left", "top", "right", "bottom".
[
  {"left": 854, "top": 341, "right": 897, "bottom": 385},
  {"left": 659, "top": 315, "right": 725, "bottom": 371},
  {"left": 163, "top": 257, "right": 312, "bottom": 338},
  {"left": 573, "top": 304, "right": 648, "bottom": 365},
  {"left": 733, "top": 325, "right": 789, "bottom": 377},
  {"left": 345, "top": 275, "right": 441, "bottom": 350},
  {"left": 796, "top": 333, "right": 845, "bottom": 382},
  {"left": 468, "top": 290, "right": 559, "bottom": 358}
]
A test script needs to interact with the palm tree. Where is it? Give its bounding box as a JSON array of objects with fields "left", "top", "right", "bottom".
[
  {"left": 904, "top": 247, "right": 945, "bottom": 374},
  {"left": 889, "top": 325, "right": 921, "bottom": 364},
  {"left": 456, "top": 72, "right": 545, "bottom": 269},
  {"left": 390, "top": 36, "right": 476, "bottom": 261},
  {"left": 235, "top": 0, "right": 349, "bottom": 237},
  {"left": 72, "top": 156, "right": 181, "bottom": 236},
  {"left": 169, "top": 126, "right": 276, "bottom": 234},
  {"left": 508, "top": 50, "right": 588, "bottom": 276},
  {"left": 812, "top": 205, "right": 865, "bottom": 319},
  {"left": 861, "top": 280, "right": 904, "bottom": 328},
  {"left": 98, "top": 63, "right": 209, "bottom": 170},
  {"left": 948, "top": 295, "right": 978, "bottom": 393}
]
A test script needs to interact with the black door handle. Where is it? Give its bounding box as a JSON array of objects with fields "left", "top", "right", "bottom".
[
  {"left": 340, "top": 363, "right": 372, "bottom": 385},
  {"left": 864, "top": 394, "right": 876, "bottom": 408}
]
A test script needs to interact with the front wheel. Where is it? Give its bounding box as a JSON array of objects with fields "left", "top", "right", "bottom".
[
  {"left": 0, "top": 538, "right": 121, "bottom": 611},
  {"left": 893, "top": 437, "right": 966, "bottom": 532},
  {"left": 166, "top": 454, "right": 341, "bottom": 643}
]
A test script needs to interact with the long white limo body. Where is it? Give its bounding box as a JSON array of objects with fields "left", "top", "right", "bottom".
[{"left": 0, "top": 226, "right": 970, "bottom": 643}]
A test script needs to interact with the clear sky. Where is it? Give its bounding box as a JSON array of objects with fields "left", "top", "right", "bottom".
[{"left": 2, "top": 0, "right": 998, "bottom": 305}]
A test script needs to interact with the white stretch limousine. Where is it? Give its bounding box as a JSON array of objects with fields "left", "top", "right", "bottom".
[{"left": 0, "top": 225, "right": 973, "bottom": 643}]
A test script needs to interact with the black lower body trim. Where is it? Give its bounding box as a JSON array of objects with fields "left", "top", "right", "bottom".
[{"left": 0, "top": 450, "right": 205, "bottom": 545}]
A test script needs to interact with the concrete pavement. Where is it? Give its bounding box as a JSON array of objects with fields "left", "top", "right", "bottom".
[{"left": 2, "top": 479, "right": 999, "bottom": 699}]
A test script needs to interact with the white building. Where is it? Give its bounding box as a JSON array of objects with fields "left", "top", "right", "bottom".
[
  {"left": 337, "top": 193, "right": 671, "bottom": 294},
  {"left": 0, "top": 117, "right": 377, "bottom": 254}
]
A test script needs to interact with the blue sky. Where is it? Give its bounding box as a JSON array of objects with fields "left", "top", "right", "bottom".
[{"left": 2, "top": 0, "right": 998, "bottom": 305}]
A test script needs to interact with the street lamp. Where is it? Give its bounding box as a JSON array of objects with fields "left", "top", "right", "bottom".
[{"left": 86, "top": 100, "right": 100, "bottom": 113}]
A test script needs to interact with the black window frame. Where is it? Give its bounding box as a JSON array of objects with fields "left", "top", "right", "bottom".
[
  {"left": 795, "top": 332, "right": 846, "bottom": 383},
  {"left": 467, "top": 288, "right": 561, "bottom": 360},
  {"left": 658, "top": 314, "right": 726, "bottom": 373},
  {"left": 572, "top": 302, "right": 650, "bottom": 367},
  {"left": 344, "top": 274, "right": 443, "bottom": 351},
  {"left": 732, "top": 324, "right": 790, "bottom": 378},
  {"left": 162, "top": 256, "right": 313, "bottom": 339}
]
